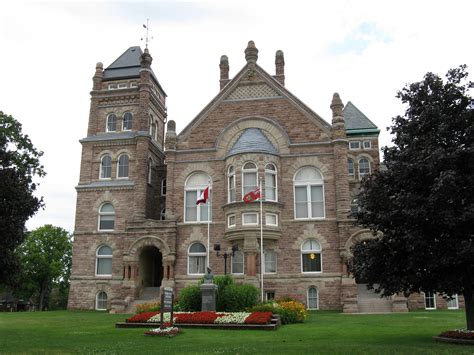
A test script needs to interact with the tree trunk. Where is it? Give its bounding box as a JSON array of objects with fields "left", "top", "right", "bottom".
[
  {"left": 39, "top": 288, "right": 45, "bottom": 311},
  {"left": 463, "top": 289, "right": 474, "bottom": 331}
]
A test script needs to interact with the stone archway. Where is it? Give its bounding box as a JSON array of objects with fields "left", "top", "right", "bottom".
[
  {"left": 124, "top": 236, "right": 174, "bottom": 300},
  {"left": 139, "top": 246, "right": 163, "bottom": 287}
]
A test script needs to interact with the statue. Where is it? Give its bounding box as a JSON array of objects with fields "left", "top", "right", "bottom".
[{"left": 203, "top": 266, "right": 214, "bottom": 284}]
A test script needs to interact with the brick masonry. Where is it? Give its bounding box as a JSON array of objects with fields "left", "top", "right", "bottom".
[{"left": 68, "top": 43, "right": 462, "bottom": 313}]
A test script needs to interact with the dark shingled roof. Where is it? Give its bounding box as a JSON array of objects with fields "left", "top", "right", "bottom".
[
  {"left": 103, "top": 46, "right": 165, "bottom": 95},
  {"left": 227, "top": 128, "right": 278, "bottom": 157},
  {"left": 343, "top": 101, "right": 379, "bottom": 134}
]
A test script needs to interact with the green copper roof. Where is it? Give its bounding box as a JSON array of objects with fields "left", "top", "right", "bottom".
[{"left": 343, "top": 101, "right": 379, "bottom": 134}]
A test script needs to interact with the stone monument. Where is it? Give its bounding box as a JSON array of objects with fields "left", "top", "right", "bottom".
[{"left": 200, "top": 267, "right": 218, "bottom": 311}]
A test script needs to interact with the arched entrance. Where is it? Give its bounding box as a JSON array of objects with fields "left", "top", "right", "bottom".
[{"left": 139, "top": 246, "right": 163, "bottom": 287}]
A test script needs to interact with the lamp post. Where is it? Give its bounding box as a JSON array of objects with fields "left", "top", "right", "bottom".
[{"left": 214, "top": 244, "right": 238, "bottom": 275}]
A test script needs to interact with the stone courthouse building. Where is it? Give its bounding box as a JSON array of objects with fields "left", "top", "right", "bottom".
[{"left": 68, "top": 42, "right": 460, "bottom": 313}]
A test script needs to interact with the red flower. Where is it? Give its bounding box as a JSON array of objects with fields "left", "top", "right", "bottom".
[
  {"left": 126, "top": 311, "right": 160, "bottom": 323},
  {"left": 244, "top": 312, "right": 273, "bottom": 325}
]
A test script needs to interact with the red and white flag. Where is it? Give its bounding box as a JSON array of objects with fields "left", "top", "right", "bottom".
[
  {"left": 196, "top": 187, "right": 209, "bottom": 205},
  {"left": 243, "top": 186, "right": 261, "bottom": 203}
]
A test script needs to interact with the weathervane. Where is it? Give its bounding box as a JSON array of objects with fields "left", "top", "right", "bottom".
[{"left": 141, "top": 18, "right": 153, "bottom": 49}]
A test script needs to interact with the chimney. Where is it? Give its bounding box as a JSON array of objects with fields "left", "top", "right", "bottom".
[
  {"left": 274, "top": 50, "right": 285, "bottom": 85},
  {"left": 219, "top": 55, "right": 230, "bottom": 90}
]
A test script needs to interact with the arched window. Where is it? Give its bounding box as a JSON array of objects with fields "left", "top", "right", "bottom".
[
  {"left": 147, "top": 158, "right": 153, "bottom": 184},
  {"left": 265, "top": 163, "right": 277, "bottom": 201},
  {"left": 301, "top": 239, "right": 322, "bottom": 273},
  {"left": 106, "top": 114, "right": 117, "bottom": 132},
  {"left": 100, "top": 155, "right": 112, "bottom": 179},
  {"left": 231, "top": 250, "right": 244, "bottom": 275},
  {"left": 96, "top": 245, "right": 112, "bottom": 276},
  {"left": 188, "top": 242, "right": 206, "bottom": 275},
  {"left": 348, "top": 158, "right": 355, "bottom": 177},
  {"left": 185, "top": 172, "right": 211, "bottom": 222},
  {"left": 151, "top": 122, "right": 157, "bottom": 141},
  {"left": 307, "top": 287, "right": 319, "bottom": 309},
  {"left": 117, "top": 154, "right": 129, "bottom": 178},
  {"left": 264, "top": 250, "right": 277, "bottom": 274},
  {"left": 96, "top": 291, "right": 108, "bottom": 310},
  {"left": 242, "top": 162, "right": 258, "bottom": 198},
  {"left": 98, "top": 203, "right": 115, "bottom": 231},
  {"left": 358, "top": 158, "right": 371, "bottom": 178},
  {"left": 122, "top": 112, "right": 133, "bottom": 131},
  {"left": 228, "top": 166, "right": 236, "bottom": 203},
  {"left": 294, "top": 167, "right": 325, "bottom": 219},
  {"left": 161, "top": 179, "right": 167, "bottom": 196}
]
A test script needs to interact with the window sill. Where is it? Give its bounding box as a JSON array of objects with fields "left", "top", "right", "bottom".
[
  {"left": 294, "top": 217, "right": 325, "bottom": 221},
  {"left": 301, "top": 271, "right": 323, "bottom": 274}
]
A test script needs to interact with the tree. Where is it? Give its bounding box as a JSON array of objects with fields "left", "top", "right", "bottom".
[
  {"left": 16, "top": 225, "right": 72, "bottom": 310},
  {"left": 0, "top": 111, "right": 45, "bottom": 286},
  {"left": 349, "top": 65, "right": 474, "bottom": 330}
]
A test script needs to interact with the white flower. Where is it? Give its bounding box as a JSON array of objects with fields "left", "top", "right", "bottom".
[{"left": 214, "top": 312, "right": 250, "bottom": 324}]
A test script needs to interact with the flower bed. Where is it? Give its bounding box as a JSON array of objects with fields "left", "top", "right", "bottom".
[
  {"left": 244, "top": 312, "right": 272, "bottom": 325},
  {"left": 126, "top": 311, "right": 160, "bottom": 323},
  {"left": 439, "top": 329, "right": 474, "bottom": 340},
  {"left": 126, "top": 311, "right": 273, "bottom": 325},
  {"left": 144, "top": 326, "right": 180, "bottom": 337}
]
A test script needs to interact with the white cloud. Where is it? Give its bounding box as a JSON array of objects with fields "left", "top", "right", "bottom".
[{"left": 1, "top": 0, "right": 472, "bottom": 231}]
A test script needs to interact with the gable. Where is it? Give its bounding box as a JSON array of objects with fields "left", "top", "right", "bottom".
[{"left": 177, "top": 63, "right": 332, "bottom": 149}]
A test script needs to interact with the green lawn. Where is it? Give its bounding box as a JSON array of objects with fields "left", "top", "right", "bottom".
[{"left": 0, "top": 310, "right": 470, "bottom": 354}]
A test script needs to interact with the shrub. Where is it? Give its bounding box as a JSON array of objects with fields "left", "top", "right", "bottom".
[
  {"left": 276, "top": 300, "right": 308, "bottom": 324},
  {"left": 177, "top": 285, "right": 201, "bottom": 311},
  {"left": 247, "top": 302, "right": 275, "bottom": 313},
  {"left": 220, "top": 283, "right": 259, "bottom": 311},
  {"left": 276, "top": 296, "right": 297, "bottom": 302},
  {"left": 214, "top": 275, "right": 234, "bottom": 311},
  {"left": 248, "top": 300, "right": 308, "bottom": 324},
  {"left": 135, "top": 301, "right": 160, "bottom": 314}
]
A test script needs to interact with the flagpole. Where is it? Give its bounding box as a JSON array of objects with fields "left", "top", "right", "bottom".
[
  {"left": 259, "top": 177, "right": 264, "bottom": 302},
  {"left": 207, "top": 181, "right": 211, "bottom": 269}
]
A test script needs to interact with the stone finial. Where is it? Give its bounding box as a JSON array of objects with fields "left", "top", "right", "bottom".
[
  {"left": 165, "top": 120, "right": 177, "bottom": 150},
  {"left": 245, "top": 40, "right": 258, "bottom": 65},
  {"left": 167, "top": 120, "right": 176, "bottom": 132},
  {"left": 93, "top": 62, "right": 103, "bottom": 90},
  {"left": 330, "top": 93, "right": 344, "bottom": 119},
  {"left": 219, "top": 55, "right": 230, "bottom": 90},
  {"left": 140, "top": 48, "right": 153, "bottom": 68},
  {"left": 95, "top": 62, "right": 103, "bottom": 73},
  {"left": 330, "top": 93, "right": 346, "bottom": 138},
  {"left": 274, "top": 50, "right": 285, "bottom": 85}
]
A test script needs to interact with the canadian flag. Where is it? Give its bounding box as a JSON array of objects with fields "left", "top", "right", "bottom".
[
  {"left": 196, "top": 187, "right": 209, "bottom": 205},
  {"left": 243, "top": 186, "right": 261, "bottom": 203}
]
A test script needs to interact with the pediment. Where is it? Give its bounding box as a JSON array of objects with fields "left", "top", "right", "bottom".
[{"left": 224, "top": 70, "right": 282, "bottom": 101}]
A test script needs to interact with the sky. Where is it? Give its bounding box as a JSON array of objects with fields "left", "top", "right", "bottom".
[{"left": 1, "top": 0, "right": 473, "bottom": 233}]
